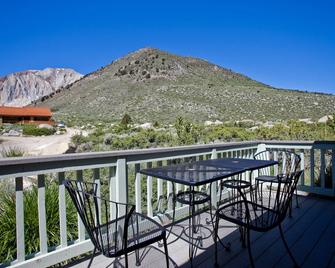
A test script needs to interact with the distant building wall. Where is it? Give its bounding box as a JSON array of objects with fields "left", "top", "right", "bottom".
[
  {"left": 0, "top": 116, "right": 52, "bottom": 125},
  {"left": 0, "top": 107, "right": 53, "bottom": 125}
]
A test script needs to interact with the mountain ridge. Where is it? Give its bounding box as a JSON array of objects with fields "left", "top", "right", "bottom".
[{"left": 35, "top": 48, "right": 335, "bottom": 123}]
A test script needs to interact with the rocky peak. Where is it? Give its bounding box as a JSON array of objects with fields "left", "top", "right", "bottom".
[
  {"left": 95, "top": 47, "right": 237, "bottom": 83},
  {"left": 0, "top": 68, "right": 82, "bottom": 107}
]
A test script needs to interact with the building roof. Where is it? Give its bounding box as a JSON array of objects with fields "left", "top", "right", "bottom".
[{"left": 0, "top": 106, "right": 52, "bottom": 117}]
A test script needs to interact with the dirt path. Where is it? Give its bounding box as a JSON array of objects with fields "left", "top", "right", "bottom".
[{"left": 0, "top": 128, "right": 83, "bottom": 156}]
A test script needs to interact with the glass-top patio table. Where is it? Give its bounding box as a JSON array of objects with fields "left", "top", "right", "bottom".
[{"left": 140, "top": 158, "right": 277, "bottom": 266}]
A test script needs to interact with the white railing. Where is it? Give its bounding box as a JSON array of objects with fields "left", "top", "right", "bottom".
[
  {"left": 0, "top": 140, "right": 333, "bottom": 267},
  {"left": 264, "top": 141, "right": 335, "bottom": 196}
]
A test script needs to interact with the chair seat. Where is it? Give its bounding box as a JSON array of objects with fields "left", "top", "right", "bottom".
[
  {"left": 216, "top": 200, "right": 280, "bottom": 232},
  {"left": 96, "top": 212, "right": 166, "bottom": 257},
  {"left": 256, "top": 174, "right": 289, "bottom": 183}
]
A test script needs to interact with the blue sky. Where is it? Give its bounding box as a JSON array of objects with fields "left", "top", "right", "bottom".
[{"left": 1, "top": 0, "right": 334, "bottom": 94}]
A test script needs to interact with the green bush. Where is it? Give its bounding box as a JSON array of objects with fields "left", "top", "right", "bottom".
[{"left": 22, "top": 125, "right": 55, "bottom": 136}]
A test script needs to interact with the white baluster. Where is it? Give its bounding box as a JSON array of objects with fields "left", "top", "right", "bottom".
[
  {"left": 76, "top": 170, "right": 85, "bottom": 241},
  {"left": 93, "top": 168, "right": 101, "bottom": 224},
  {"left": 37, "top": 174, "right": 48, "bottom": 255},
  {"left": 15, "top": 177, "right": 25, "bottom": 262},
  {"left": 211, "top": 149, "right": 218, "bottom": 208},
  {"left": 58, "top": 172, "right": 67, "bottom": 248},
  {"left": 135, "top": 164, "right": 142, "bottom": 213},
  {"left": 320, "top": 149, "right": 326, "bottom": 189},
  {"left": 310, "top": 149, "right": 315, "bottom": 187}
]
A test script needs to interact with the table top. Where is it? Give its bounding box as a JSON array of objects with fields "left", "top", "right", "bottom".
[{"left": 140, "top": 158, "right": 277, "bottom": 186}]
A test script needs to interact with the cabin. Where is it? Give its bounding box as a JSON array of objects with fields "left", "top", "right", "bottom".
[{"left": 0, "top": 106, "right": 53, "bottom": 125}]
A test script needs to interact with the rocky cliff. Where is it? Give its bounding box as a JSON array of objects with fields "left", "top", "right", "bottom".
[{"left": 0, "top": 68, "right": 82, "bottom": 107}]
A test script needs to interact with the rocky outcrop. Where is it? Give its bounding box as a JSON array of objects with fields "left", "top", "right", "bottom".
[{"left": 0, "top": 68, "right": 82, "bottom": 106}]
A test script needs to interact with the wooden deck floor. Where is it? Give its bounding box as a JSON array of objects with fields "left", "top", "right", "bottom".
[{"left": 67, "top": 194, "right": 335, "bottom": 268}]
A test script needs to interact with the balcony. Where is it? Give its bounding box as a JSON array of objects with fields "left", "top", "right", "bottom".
[{"left": 0, "top": 140, "right": 334, "bottom": 267}]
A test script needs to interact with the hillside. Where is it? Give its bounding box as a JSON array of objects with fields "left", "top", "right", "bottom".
[
  {"left": 0, "top": 68, "right": 82, "bottom": 107},
  {"left": 37, "top": 48, "right": 335, "bottom": 123}
]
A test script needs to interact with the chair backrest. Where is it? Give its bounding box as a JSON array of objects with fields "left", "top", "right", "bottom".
[
  {"left": 254, "top": 150, "right": 301, "bottom": 177},
  {"left": 64, "top": 180, "right": 135, "bottom": 257},
  {"left": 273, "top": 170, "right": 303, "bottom": 222},
  {"left": 248, "top": 170, "right": 303, "bottom": 229}
]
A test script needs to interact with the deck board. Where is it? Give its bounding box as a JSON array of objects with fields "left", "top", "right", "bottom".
[
  {"left": 292, "top": 201, "right": 335, "bottom": 268},
  {"left": 66, "top": 195, "right": 335, "bottom": 268},
  {"left": 213, "top": 195, "right": 317, "bottom": 268},
  {"left": 276, "top": 198, "right": 335, "bottom": 267},
  {"left": 254, "top": 196, "right": 330, "bottom": 267}
]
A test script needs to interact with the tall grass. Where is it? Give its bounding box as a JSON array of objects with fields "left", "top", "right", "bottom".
[
  {"left": 0, "top": 147, "right": 24, "bottom": 157},
  {"left": 0, "top": 182, "right": 78, "bottom": 263}
]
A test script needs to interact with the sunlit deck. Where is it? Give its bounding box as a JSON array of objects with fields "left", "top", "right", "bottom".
[
  {"left": 0, "top": 141, "right": 334, "bottom": 268},
  {"left": 67, "top": 194, "right": 335, "bottom": 268}
]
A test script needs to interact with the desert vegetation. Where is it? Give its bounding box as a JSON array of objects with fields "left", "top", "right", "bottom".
[{"left": 67, "top": 115, "right": 335, "bottom": 153}]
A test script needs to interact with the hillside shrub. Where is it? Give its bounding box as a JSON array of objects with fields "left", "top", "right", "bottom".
[
  {"left": 71, "top": 133, "right": 89, "bottom": 146},
  {"left": 120, "top": 114, "right": 132, "bottom": 127}
]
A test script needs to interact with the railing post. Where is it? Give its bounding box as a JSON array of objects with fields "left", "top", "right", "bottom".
[
  {"left": 211, "top": 149, "right": 218, "bottom": 208},
  {"left": 58, "top": 172, "right": 67, "bottom": 248},
  {"left": 37, "top": 174, "right": 48, "bottom": 255},
  {"left": 15, "top": 177, "right": 25, "bottom": 263},
  {"left": 256, "top": 143, "right": 266, "bottom": 155}
]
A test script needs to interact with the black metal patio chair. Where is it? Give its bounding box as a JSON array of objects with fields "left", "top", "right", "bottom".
[
  {"left": 64, "top": 180, "right": 169, "bottom": 268},
  {"left": 214, "top": 170, "right": 303, "bottom": 268},
  {"left": 254, "top": 150, "right": 301, "bottom": 216}
]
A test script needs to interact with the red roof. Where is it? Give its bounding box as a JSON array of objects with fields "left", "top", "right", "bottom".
[{"left": 0, "top": 106, "right": 52, "bottom": 117}]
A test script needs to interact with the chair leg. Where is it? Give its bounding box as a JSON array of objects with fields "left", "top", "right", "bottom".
[
  {"left": 125, "top": 252, "right": 129, "bottom": 268},
  {"left": 163, "top": 237, "right": 169, "bottom": 268},
  {"left": 239, "top": 227, "right": 246, "bottom": 248},
  {"left": 135, "top": 249, "right": 141, "bottom": 266},
  {"left": 246, "top": 228, "right": 255, "bottom": 268},
  {"left": 295, "top": 188, "right": 300, "bottom": 208},
  {"left": 214, "top": 215, "right": 220, "bottom": 267},
  {"left": 279, "top": 224, "right": 299, "bottom": 267},
  {"left": 87, "top": 247, "right": 96, "bottom": 268}
]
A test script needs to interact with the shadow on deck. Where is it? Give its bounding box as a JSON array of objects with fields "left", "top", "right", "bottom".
[{"left": 66, "top": 194, "right": 335, "bottom": 268}]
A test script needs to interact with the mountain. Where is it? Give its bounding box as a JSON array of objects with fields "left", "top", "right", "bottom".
[
  {"left": 0, "top": 68, "right": 82, "bottom": 107},
  {"left": 37, "top": 48, "right": 335, "bottom": 123}
]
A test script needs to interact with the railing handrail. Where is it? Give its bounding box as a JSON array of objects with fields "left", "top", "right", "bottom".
[{"left": 0, "top": 141, "right": 259, "bottom": 178}]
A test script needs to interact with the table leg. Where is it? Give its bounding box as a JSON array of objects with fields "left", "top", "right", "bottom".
[{"left": 189, "top": 187, "right": 194, "bottom": 266}]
